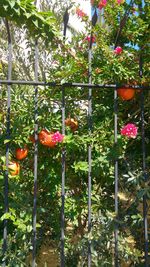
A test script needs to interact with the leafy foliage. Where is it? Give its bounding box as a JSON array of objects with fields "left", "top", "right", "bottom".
[
  {"left": 0, "top": 0, "right": 57, "bottom": 42},
  {"left": 0, "top": 0, "right": 150, "bottom": 266}
]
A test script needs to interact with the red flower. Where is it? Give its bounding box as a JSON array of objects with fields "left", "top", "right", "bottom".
[
  {"left": 76, "top": 8, "right": 86, "bottom": 18},
  {"left": 114, "top": 46, "right": 123, "bottom": 54},
  {"left": 121, "top": 123, "right": 138, "bottom": 139},
  {"left": 98, "top": 0, "right": 107, "bottom": 10},
  {"left": 84, "top": 35, "right": 96, "bottom": 43}
]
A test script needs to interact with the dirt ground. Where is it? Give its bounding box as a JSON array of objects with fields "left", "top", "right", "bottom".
[
  {"left": 27, "top": 242, "right": 59, "bottom": 267},
  {"left": 36, "top": 243, "right": 59, "bottom": 267}
]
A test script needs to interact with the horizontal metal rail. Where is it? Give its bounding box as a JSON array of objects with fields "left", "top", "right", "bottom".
[{"left": 0, "top": 80, "right": 149, "bottom": 89}]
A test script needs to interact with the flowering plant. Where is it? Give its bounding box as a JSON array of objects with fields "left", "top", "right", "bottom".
[
  {"left": 116, "top": 0, "right": 125, "bottom": 4},
  {"left": 84, "top": 35, "right": 96, "bottom": 43},
  {"left": 52, "top": 131, "right": 64, "bottom": 143},
  {"left": 114, "top": 46, "right": 123, "bottom": 55},
  {"left": 98, "top": 0, "right": 107, "bottom": 10},
  {"left": 120, "top": 123, "right": 138, "bottom": 139},
  {"left": 76, "top": 8, "right": 87, "bottom": 18}
]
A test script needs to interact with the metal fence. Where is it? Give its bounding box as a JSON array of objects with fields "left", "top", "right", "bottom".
[{"left": 1, "top": 2, "right": 149, "bottom": 267}]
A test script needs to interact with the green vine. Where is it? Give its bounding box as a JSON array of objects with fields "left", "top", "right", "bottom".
[{"left": 0, "top": 0, "right": 58, "bottom": 41}]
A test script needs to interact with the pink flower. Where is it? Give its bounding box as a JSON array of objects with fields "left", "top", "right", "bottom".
[
  {"left": 121, "top": 123, "right": 138, "bottom": 139},
  {"left": 76, "top": 8, "right": 86, "bottom": 18},
  {"left": 114, "top": 46, "right": 123, "bottom": 54},
  {"left": 98, "top": 0, "right": 107, "bottom": 10},
  {"left": 84, "top": 35, "right": 96, "bottom": 43},
  {"left": 117, "top": 0, "right": 125, "bottom": 4},
  {"left": 52, "top": 131, "right": 64, "bottom": 143}
]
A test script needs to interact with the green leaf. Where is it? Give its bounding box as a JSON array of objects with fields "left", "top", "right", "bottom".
[
  {"left": 73, "top": 161, "right": 89, "bottom": 172},
  {"left": 9, "top": 0, "right": 16, "bottom": 8},
  {"left": 1, "top": 212, "right": 16, "bottom": 222},
  {"left": 4, "top": 139, "right": 10, "bottom": 144},
  {"left": 32, "top": 19, "right": 38, "bottom": 27},
  {"left": 26, "top": 225, "right": 32, "bottom": 232}
]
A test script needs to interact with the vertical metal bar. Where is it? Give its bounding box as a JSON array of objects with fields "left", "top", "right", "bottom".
[
  {"left": 87, "top": 5, "right": 98, "bottom": 266},
  {"left": 63, "top": 8, "right": 69, "bottom": 39},
  {"left": 140, "top": 89, "right": 149, "bottom": 267},
  {"left": 87, "top": 5, "right": 97, "bottom": 264},
  {"left": 114, "top": 0, "right": 134, "bottom": 48},
  {"left": 2, "top": 20, "right": 12, "bottom": 267},
  {"left": 114, "top": 88, "right": 119, "bottom": 267},
  {"left": 88, "top": 37, "right": 92, "bottom": 267},
  {"left": 32, "top": 39, "right": 38, "bottom": 267},
  {"left": 138, "top": 2, "right": 149, "bottom": 265},
  {"left": 61, "top": 87, "right": 65, "bottom": 267},
  {"left": 87, "top": 6, "right": 98, "bottom": 264},
  {"left": 113, "top": 2, "right": 134, "bottom": 265},
  {"left": 60, "top": 8, "right": 69, "bottom": 266}
]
